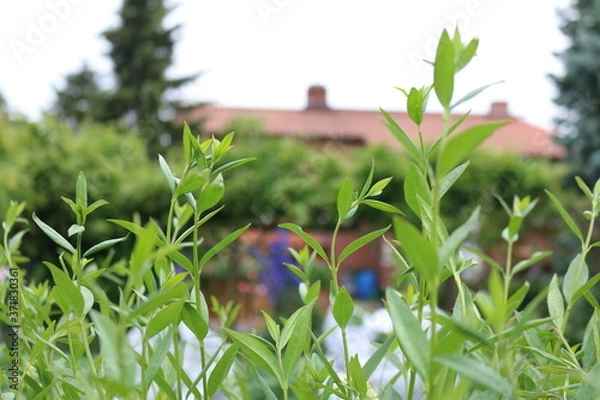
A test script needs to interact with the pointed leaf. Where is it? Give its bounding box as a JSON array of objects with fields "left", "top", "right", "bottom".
[
  {"left": 76, "top": 171, "right": 88, "bottom": 209},
  {"left": 68, "top": 224, "right": 85, "bottom": 237},
  {"left": 196, "top": 174, "right": 225, "bottom": 213},
  {"left": 337, "top": 178, "right": 354, "bottom": 221},
  {"left": 562, "top": 254, "right": 589, "bottom": 303},
  {"left": 435, "top": 354, "right": 514, "bottom": 398},
  {"left": 404, "top": 163, "right": 431, "bottom": 216},
  {"left": 83, "top": 235, "right": 129, "bottom": 258},
  {"left": 434, "top": 29, "right": 455, "bottom": 108},
  {"left": 144, "top": 329, "right": 173, "bottom": 390},
  {"left": 45, "top": 262, "right": 83, "bottom": 316},
  {"left": 440, "top": 161, "right": 469, "bottom": 198},
  {"left": 282, "top": 301, "right": 315, "bottom": 377},
  {"left": 393, "top": 218, "right": 438, "bottom": 281},
  {"left": 451, "top": 81, "right": 501, "bottom": 110},
  {"left": 223, "top": 329, "right": 281, "bottom": 384},
  {"left": 145, "top": 300, "right": 185, "bottom": 339},
  {"left": 362, "top": 199, "right": 404, "bottom": 214},
  {"left": 407, "top": 87, "right": 424, "bottom": 125},
  {"left": 181, "top": 303, "right": 209, "bottom": 341},
  {"left": 548, "top": 274, "right": 565, "bottom": 329},
  {"left": 200, "top": 224, "right": 250, "bottom": 268},
  {"left": 438, "top": 122, "right": 508, "bottom": 176},
  {"left": 33, "top": 213, "right": 75, "bottom": 253},
  {"left": 512, "top": 251, "right": 552, "bottom": 275},
  {"left": 438, "top": 206, "right": 480, "bottom": 269},
  {"left": 380, "top": 108, "right": 422, "bottom": 164},
  {"left": 545, "top": 190, "right": 583, "bottom": 240},
  {"left": 175, "top": 170, "right": 209, "bottom": 197},
  {"left": 332, "top": 287, "right": 354, "bottom": 330},
  {"left": 158, "top": 154, "right": 177, "bottom": 194},
  {"left": 279, "top": 223, "right": 329, "bottom": 266},
  {"left": 207, "top": 344, "right": 239, "bottom": 398},
  {"left": 212, "top": 157, "right": 256, "bottom": 177},
  {"left": 338, "top": 225, "right": 390, "bottom": 266},
  {"left": 386, "top": 288, "right": 429, "bottom": 380}
]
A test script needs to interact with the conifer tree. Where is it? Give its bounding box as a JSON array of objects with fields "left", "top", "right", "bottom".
[{"left": 552, "top": 0, "right": 600, "bottom": 184}]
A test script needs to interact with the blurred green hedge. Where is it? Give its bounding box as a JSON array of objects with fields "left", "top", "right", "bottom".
[{"left": 0, "top": 114, "right": 579, "bottom": 268}]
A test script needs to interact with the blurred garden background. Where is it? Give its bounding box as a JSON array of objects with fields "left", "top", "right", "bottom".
[{"left": 1, "top": 0, "right": 600, "bottom": 341}]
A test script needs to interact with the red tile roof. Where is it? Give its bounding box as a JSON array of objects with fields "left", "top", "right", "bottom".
[{"left": 182, "top": 90, "right": 565, "bottom": 158}]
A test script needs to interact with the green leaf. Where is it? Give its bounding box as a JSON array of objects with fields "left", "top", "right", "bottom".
[
  {"left": 338, "top": 225, "right": 390, "bottom": 267},
  {"left": 363, "top": 334, "right": 396, "bottom": 380},
  {"left": 562, "top": 254, "right": 589, "bottom": 303},
  {"left": 438, "top": 122, "right": 508, "bottom": 176},
  {"left": 438, "top": 206, "right": 480, "bottom": 269},
  {"left": 83, "top": 235, "right": 129, "bottom": 258},
  {"left": 361, "top": 199, "right": 403, "bottom": 215},
  {"left": 223, "top": 329, "right": 282, "bottom": 384},
  {"left": 128, "top": 284, "right": 188, "bottom": 320},
  {"left": 182, "top": 122, "right": 194, "bottom": 165},
  {"left": 455, "top": 37, "right": 479, "bottom": 72},
  {"left": 380, "top": 108, "right": 423, "bottom": 164},
  {"left": 337, "top": 178, "right": 354, "bottom": 221},
  {"left": 212, "top": 157, "right": 256, "bottom": 177},
  {"left": 575, "top": 176, "right": 594, "bottom": 201},
  {"left": 207, "top": 344, "right": 239, "bottom": 398},
  {"left": 144, "top": 329, "right": 173, "bottom": 390},
  {"left": 545, "top": 190, "right": 583, "bottom": 240},
  {"left": 548, "top": 274, "right": 565, "bottom": 329},
  {"left": 451, "top": 81, "right": 501, "bottom": 110},
  {"left": 577, "top": 363, "right": 600, "bottom": 398},
  {"left": 33, "top": 213, "right": 75, "bottom": 254},
  {"left": 158, "top": 154, "right": 177, "bottom": 194},
  {"left": 427, "top": 111, "right": 471, "bottom": 156},
  {"left": 572, "top": 272, "right": 600, "bottom": 304},
  {"left": 435, "top": 354, "right": 514, "bottom": 398},
  {"left": 181, "top": 303, "right": 209, "bottom": 341},
  {"left": 85, "top": 199, "right": 109, "bottom": 216},
  {"left": 407, "top": 87, "right": 424, "bottom": 125},
  {"left": 367, "top": 177, "right": 393, "bottom": 198},
  {"left": 434, "top": 29, "right": 455, "bottom": 108},
  {"left": 279, "top": 223, "right": 329, "bottom": 266},
  {"left": 511, "top": 251, "right": 552, "bottom": 275},
  {"left": 200, "top": 224, "right": 250, "bottom": 268},
  {"left": 76, "top": 171, "right": 88, "bottom": 209},
  {"left": 440, "top": 161, "right": 469, "bottom": 198},
  {"left": 68, "top": 224, "right": 85, "bottom": 237},
  {"left": 348, "top": 355, "right": 368, "bottom": 397},
  {"left": 45, "top": 261, "right": 83, "bottom": 316},
  {"left": 196, "top": 173, "right": 225, "bottom": 214},
  {"left": 332, "top": 287, "right": 354, "bottom": 330},
  {"left": 175, "top": 170, "right": 209, "bottom": 197},
  {"left": 386, "top": 288, "right": 429, "bottom": 381},
  {"left": 404, "top": 163, "right": 431, "bottom": 217},
  {"left": 393, "top": 218, "right": 439, "bottom": 282},
  {"left": 80, "top": 285, "right": 94, "bottom": 316},
  {"left": 359, "top": 160, "right": 376, "bottom": 199},
  {"left": 145, "top": 299, "right": 185, "bottom": 339},
  {"left": 282, "top": 301, "right": 315, "bottom": 377}
]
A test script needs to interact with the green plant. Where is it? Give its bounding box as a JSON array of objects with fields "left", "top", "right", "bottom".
[{"left": 1, "top": 28, "right": 599, "bottom": 400}]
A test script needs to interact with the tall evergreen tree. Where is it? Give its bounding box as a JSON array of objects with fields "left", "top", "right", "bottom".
[
  {"left": 103, "top": 0, "right": 196, "bottom": 150},
  {"left": 552, "top": 0, "right": 600, "bottom": 184},
  {"left": 52, "top": 64, "right": 107, "bottom": 128}
]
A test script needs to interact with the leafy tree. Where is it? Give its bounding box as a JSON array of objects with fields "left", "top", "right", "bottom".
[
  {"left": 102, "top": 0, "right": 197, "bottom": 150},
  {"left": 552, "top": 0, "right": 600, "bottom": 185},
  {"left": 52, "top": 63, "right": 107, "bottom": 128}
]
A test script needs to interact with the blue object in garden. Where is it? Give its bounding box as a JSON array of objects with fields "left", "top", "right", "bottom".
[
  {"left": 251, "top": 228, "right": 300, "bottom": 308},
  {"left": 354, "top": 269, "right": 378, "bottom": 300}
]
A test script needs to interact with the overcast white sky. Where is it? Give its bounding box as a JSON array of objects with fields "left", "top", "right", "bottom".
[{"left": 1, "top": 0, "right": 572, "bottom": 130}]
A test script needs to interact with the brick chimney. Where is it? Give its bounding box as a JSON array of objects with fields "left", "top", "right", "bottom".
[
  {"left": 306, "top": 85, "right": 329, "bottom": 110},
  {"left": 488, "top": 101, "right": 510, "bottom": 118}
]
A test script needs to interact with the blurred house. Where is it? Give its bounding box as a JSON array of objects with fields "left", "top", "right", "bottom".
[
  {"left": 181, "top": 86, "right": 565, "bottom": 296},
  {"left": 182, "top": 85, "right": 565, "bottom": 158}
]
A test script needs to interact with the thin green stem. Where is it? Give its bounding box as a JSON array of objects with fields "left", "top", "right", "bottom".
[{"left": 504, "top": 239, "right": 514, "bottom": 305}]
